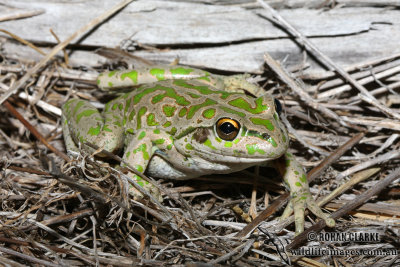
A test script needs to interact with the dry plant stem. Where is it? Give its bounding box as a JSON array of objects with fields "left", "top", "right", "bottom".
[
  {"left": 3, "top": 100, "right": 70, "bottom": 161},
  {"left": 336, "top": 150, "right": 400, "bottom": 182},
  {"left": 319, "top": 64, "right": 400, "bottom": 99},
  {"left": 318, "top": 168, "right": 381, "bottom": 207},
  {"left": 318, "top": 57, "right": 400, "bottom": 90},
  {"left": 287, "top": 167, "right": 400, "bottom": 250},
  {"left": 0, "top": 236, "right": 138, "bottom": 266},
  {"left": 257, "top": 0, "right": 400, "bottom": 120},
  {"left": 347, "top": 80, "right": 400, "bottom": 103},
  {"left": 0, "top": 8, "right": 44, "bottom": 22},
  {"left": 0, "top": 246, "right": 58, "bottom": 267},
  {"left": 0, "top": 29, "right": 46, "bottom": 55},
  {"left": 208, "top": 239, "right": 255, "bottom": 264},
  {"left": 307, "top": 132, "right": 365, "bottom": 182},
  {"left": 50, "top": 28, "right": 69, "bottom": 65},
  {"left": 0, "top": 0, "right": 134, "bottom": 106},
  {"left": 263, "top": 53, "right": 358, "bottom": 130},
  {"left": 341, "top": 116, "right": 400, "bottom": 131},
  {"left": 235, "top": 132, "right": 365, "bottom": 238},
  {"left": 7, "top": 165, "right": 49, "bottom": 175}
]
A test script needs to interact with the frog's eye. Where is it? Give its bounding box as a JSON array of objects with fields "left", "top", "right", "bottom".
[
  {"left": 274, "top": 98, "right": 282, "bottom": 114},
  {"left": 216, "top": 118, "right": 240, "bottom": 141}
]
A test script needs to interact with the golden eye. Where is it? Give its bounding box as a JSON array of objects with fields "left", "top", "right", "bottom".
[{"left": 216, "top": 118, "right": 240, "bottom": 141}]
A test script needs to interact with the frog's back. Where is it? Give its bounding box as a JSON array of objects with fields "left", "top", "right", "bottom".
[{"left": 112, "top": 78, "right": 247, "bottom": 135}]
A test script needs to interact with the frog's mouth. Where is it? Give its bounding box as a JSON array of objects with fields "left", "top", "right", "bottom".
[{"left": 193, "top": 148, "right": 282, "bottom": 164}]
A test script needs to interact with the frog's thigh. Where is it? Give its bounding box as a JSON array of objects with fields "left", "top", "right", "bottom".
[{"left": 62, "top": 99, "right": 124, "bottom": 153}]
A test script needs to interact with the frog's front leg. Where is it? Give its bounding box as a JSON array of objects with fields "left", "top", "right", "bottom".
[
  {"left": 122, "top": 133, "right": 165, "bottom": 202},
  {"left": 276, "top": 152, "right": 335, "bottom": 235},
  {"left": 62, "top": 99, "right": 125, "bottom": 155}
]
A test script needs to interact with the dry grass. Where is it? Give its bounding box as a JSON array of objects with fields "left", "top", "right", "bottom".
[{"left": 0, "top": 2, "right": 400, "bottom": 266}]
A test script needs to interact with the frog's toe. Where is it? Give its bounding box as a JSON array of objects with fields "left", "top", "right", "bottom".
[
  {"left": 143, "top": 182, "right": 163, "bottom": 203},
  {"left": 129, "top": 179, "right": 163, "bottom": 203},
  {"left": 279, "top": 201, "right": 293, "bottom": 221},
  {"left": 306, "top": 198, "right": 335, "bottom": 228},
  {"left": 292, "top": 197, "right": 306, "bottom": 235}
]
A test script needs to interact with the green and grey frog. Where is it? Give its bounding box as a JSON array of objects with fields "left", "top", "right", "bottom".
[{"left": 61, "top": 65, "right": 335, "bottom": 234}]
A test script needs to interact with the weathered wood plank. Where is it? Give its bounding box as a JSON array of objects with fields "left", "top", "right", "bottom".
[{"left": 0, "top": 0, "right": 399, "bottom": 75}]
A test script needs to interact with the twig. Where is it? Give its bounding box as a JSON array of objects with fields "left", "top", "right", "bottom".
[
  {"left": 3, "top": 100, "right": 70, "bottom": 161},
  {"left": 0, "top": 246, "right": 59, "bottom": 267},
  {"left": 335, "top": 150, "right": 400, "bottom": 182},
  {"left": 208, "top": 239, "right": 254, "bottom": 264},
  {"left": 318, "top": 168, "right": 381, "bottom": 207},
  {"left": 0, "top": 29, "right": 46, "bottom": 55}
]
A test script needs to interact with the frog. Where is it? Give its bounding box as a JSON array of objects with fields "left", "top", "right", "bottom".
[{"left": 61, "top": 65, "right": 335, "bottom": 234}]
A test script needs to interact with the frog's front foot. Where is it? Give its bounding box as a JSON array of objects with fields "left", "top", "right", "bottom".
[
  {"left": 129, "top": 175, "right": 163, "bottom": 203},
  {"left": 280, "top": 189, "right": 335, "bottom": 235}
]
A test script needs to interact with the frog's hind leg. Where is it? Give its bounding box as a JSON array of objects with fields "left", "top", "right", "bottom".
[{"left": 61, "top": 98, "right": 125, "bottom": 155}]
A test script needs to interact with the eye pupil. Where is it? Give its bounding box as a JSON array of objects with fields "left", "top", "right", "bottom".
[{"left": 219, "top": 122, "right": 235, "bottom": 134}]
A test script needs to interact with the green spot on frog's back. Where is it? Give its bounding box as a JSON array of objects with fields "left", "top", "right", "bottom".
[
  {"left": 300, "top": 174, "right": 307, "bottom": 183},
  {"left": 229, "top": 97, "right": 268, "bottom": 114},
  {"left": 173, "top": 79, "right": 231, "bottom": 99},
  {"left": 137, "top": 107, "right": 147, "bottom": 129},
  {"left": 220, "top": 106, "right": 245, "bottom": 118},
  {"left": 187, "top": 98, "right": 217, "bottom": 119},
  {"left": 179, "top": 108, "right": 187, "bottom": 117},
  {"left": 147, "top": 113, "right": 159, "bottom": 126},
  {"left": 163, "top": 105, "right": 177, "bottom": 117},
  {"left": 167, "top": 127, "right": 177, "bottom": 135},
  {"left": 76, "top": 109, "right": 97, "bottom": 123},
  {"left": 202, "top": 108, "right": 216, "bottom": 119},
  {"left": 72, "top": 101, "right": 85, "bottom": 116}
]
